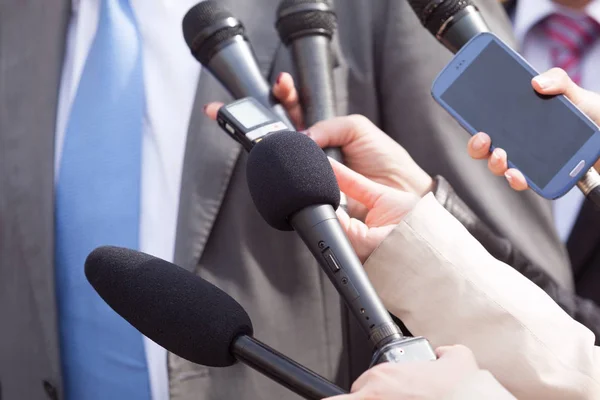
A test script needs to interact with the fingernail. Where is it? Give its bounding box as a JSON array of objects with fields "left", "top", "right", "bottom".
[
  {"left": 472, "top": 135, "right": 487, "bottom": 151},
  {"left": 533, "top": 76, "right": 553, "bottom": 89},
  {"left": 276, "top": 72, "right": 284, "bottom": 85},
  {"left": 203, "top": 104, "right": 208, "bottom": 113},
  {"left": 492, "top": 149, "right": 501, "bottom": 163},
  {"left": 505, "top": 172, "right": 513, "bottom": 183},
  {"left": 300, "top": 129, "right": 311, "bottom": 137}
]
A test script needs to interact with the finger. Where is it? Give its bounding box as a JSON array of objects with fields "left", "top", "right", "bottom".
[
  {"left": 272, "top": 72, "right": 304, "bottom": 129},
  {"left": 347, "top": 198, "right": 369, "bottom": 222},
  {"left": 329, "top": 158, "right": 386, "bottom": 209},
  {"left": 204, "top": 102, "right": 224, "bottom": 120},
  {"left": 487, "top": 148, "right": 508, "bottom": 176},
  {"left": 435, "top": 344, "right": 470, "bottom": 358},
  {"left": 505, "top": 168, "right": 528, "bottom": 191},
  {"left": 531, "top": 68, "right": 587, "bottom": 104},
  {"left": 335, "top": 206, "right": 352, "bottom": 231},
  {"left": 308, "top": 114, "right": 377, "bottom": 149},
  {"left": 321, "top": 394, "right": 359, "bottom": 400},
  {"left": 467, "top": 132, "right": 492, "bottom": 160},
  {"left": 349, "top": 369, "right": 373, "bottom": 393}
]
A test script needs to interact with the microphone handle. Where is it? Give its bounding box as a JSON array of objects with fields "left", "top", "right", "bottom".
[
  {"left": 290, "top": 204, "right": 402, "bottom": 349},
  {"left": 232, "top": 335, "right": 346, "bottom": 399},
  {"left": 207, "top": 37, "right": 295, "bottom": 129},
  {"left": 289, "top": 36, "right": 343, "bottom": 164}
]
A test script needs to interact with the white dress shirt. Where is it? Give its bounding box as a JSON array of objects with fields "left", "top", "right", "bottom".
[
  {"left": 54, "top": 1, "right": 202, "bottom": 398},
  {"left": 512, "top": 0, "right": 600, "bottom": 242}
]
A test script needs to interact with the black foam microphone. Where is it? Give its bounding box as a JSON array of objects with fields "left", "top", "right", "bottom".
[
  {"left": 245, "top": 132, "right": 391, "bottom": 346},
  {"left": 246, "top": 132, "right": 437, "bottom": 365},
  {"left": 406, "top": 0, "right": 490, "bottom": 53},
  {"left": 182, "top": 1, "right": 294, "bottom": 128},
  {"left": 85, "top": 246, "right": 346, "bottom": 400}
]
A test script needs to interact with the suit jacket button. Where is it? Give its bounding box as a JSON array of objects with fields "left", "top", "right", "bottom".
[{"left": 42, "top": 380, "right": 58, "bottom": 400}]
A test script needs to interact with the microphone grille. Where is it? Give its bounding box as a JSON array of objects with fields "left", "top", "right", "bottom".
[
  {"left": 276, "top": 0, "right": 337, "bottom": 45},
  {"left": 182, "top": 1, "right": 246, "bottom": 65},
  {"left": 408, "top": 0, "right": 473, "bottom": 35}
]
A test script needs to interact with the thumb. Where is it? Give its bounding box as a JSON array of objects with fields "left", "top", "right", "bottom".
[
  {"left": 532, "top": 67, "right": 600, "bottom": 127},
  {"left": 329, "top": 158, "right": 387, "bottom": 209},
  {"left": 308, "top": 115, "right": 375, "bottom": 149}
]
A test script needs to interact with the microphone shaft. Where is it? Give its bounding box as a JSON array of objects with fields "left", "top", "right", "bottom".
[
  {"left": 289, "top": 36, "right": 343, "bottom": 163},
  {"left": 290, "top": 205, "right": 402, "bottom": 348},
  {"left": 207, "top": 37, "right": 294, "bottom": 128},
  {"left": 232, "top": 335, "right": 346, "bottom": 399},
  {"left": 438, "top": 6, "right": 490, "bottom": 53}
]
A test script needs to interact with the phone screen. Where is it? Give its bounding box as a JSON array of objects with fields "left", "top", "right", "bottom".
[{"left": 441, "top": 40, "right": 595, "bottom": 188}]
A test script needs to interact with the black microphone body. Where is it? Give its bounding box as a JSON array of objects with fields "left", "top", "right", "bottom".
[
  {"left": 233, "top": 335, "right": 345, "bottom": 399},
  {"left": 183, "top": 1, "right": 294, "bottom": 128},
  {"left": 276, "top": 0, "right": 342, "bottom": 162},
  {"left": 291, "top": 204, "right": 399, "bottom": 348},
  {"left": 85, "top": 246, "right": 346, "bottom": 399},
  {"left": 207, "top": 38, "right": 291, "bottom": 126},
  {"left": 409, "top": 0, "right": 489, "bottom": 54}
]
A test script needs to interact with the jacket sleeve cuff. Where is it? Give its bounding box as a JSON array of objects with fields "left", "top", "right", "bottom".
[{"left": 363, "top": 193, "right": 600, "bottom": 399}]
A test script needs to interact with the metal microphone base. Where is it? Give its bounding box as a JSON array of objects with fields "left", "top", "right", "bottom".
[
  {"left": 577, "top": 167, "right": 600, "bottom": 208},
  {"left": 370, "top": 336, "right": 437, "bottom": 366}
]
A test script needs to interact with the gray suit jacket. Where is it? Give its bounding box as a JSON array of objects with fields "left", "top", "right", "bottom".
[{"left": 0, "top": 0, "right": 572, "bottom": 399}]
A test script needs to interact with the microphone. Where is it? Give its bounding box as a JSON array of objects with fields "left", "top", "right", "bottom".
[
  {"left": 406, "top": 0, "right": 490, "bottom": 53},
  {"left": 85, "top": 246, "right": 346, "bottom": 400},
  {"left": 275, "top": 0, "right": 348, "bottom": 210},
  {"left": 182, "top": 1, "right": 294, "bottom": 128},
  {"left": 245, "top": 131, "right": 437, "bottom": 364},
  {"left": 275, "top": 0, "right": 341, "bottom": 157}
]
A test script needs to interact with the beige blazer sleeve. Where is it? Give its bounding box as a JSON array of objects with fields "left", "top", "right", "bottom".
[
  {"left": 364, "top": 193, "right": 600, "bottom": 399},
  {"left": 444, "top": 370, "right": 516, "bottom": 399}
]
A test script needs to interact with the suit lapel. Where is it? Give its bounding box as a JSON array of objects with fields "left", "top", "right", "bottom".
[
  {"left": 0, "top": 0, "right": 70, "bottom": 380},
  {"left": 174, "top": 0, "right": 283, "bottom": 270}
]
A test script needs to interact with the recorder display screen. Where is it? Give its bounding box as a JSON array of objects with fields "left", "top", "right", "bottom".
[
  {"left": 441, "top": 40, "right": 595, "bottom": 188},
  {"left": 228, "top": 100, "right": 272, "bottom": 129}
]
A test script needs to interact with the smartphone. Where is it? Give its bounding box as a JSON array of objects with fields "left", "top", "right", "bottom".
[
  {"left": 431, "top": 32, "right": 600, "bottom": 199},
  {"left": 216, "top": 97, "right": 289, "bottom": 152}
]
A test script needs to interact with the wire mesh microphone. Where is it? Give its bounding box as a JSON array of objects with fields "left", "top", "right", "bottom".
[
  {"left": 406, "top": 0, "right": 490, "bottom": 53},
  {"left": 275, "top": 0, "right": 348, "bottom": 210},
  {"left": 85, "top": 246, "right": 346, "bottom": 400},
  {"left": 182, "top": 1, "right": 294, "bottom": 128}
]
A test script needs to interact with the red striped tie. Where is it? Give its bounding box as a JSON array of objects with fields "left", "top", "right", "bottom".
[{"left": 543, "top": 13, "right": 600, "bottom": 85}]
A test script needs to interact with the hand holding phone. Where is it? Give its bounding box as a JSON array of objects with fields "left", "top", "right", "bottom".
[
  {"left": 467, "top": 68, "right": 600, "bottom": 191},
  {"left": 432, "top": 32, "right": 600, "bottom": 199}
]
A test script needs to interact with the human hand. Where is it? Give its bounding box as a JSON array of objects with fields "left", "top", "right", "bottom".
[
  {"left": 466, "top": 68, "right": 600, "bottom": 191},
  {"left": 203, "top": 72, "right": 433, "bottom": 199},
  {"left": 330, "top": 159, "right": 419, "bottom": 263},
  {"left": 324, "top": 345, "right": 480, "bottom": 400},
  {"left": 203, "top": 72, "right": 305, "bottom": 129}
]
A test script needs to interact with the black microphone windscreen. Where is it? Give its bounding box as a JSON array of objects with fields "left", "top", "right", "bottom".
[
  {"left": 408, "top": 0, "right": 474, "bottom": 35},
  {"left": 246, "top": 131, "right": 340, "bottom": 231},
  {"left": 276, "top": 0, "right": 337, "bottom": 45},
  {"left": 85, "top": 246, "right": 253, "bottom": 367},
  {"left": 182, "top": 1, "right": 245, "bottom": 64}
]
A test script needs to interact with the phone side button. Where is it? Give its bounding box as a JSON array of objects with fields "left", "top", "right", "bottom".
[{"left": 570, "top": 160, "right": 586, "bottom": 177}]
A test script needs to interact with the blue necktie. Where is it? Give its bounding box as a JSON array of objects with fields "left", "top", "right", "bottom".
[{"left": 55, "top": 0, "right": 151, "bottom": 399}]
